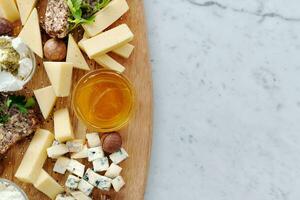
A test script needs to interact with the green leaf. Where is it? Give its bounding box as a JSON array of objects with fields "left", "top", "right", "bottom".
[
  {"left": 0, "top": 114, "right": 9, "bottom": 124},
  {"left": 25, "top": 97, "right": 36, "bottom": 108}
]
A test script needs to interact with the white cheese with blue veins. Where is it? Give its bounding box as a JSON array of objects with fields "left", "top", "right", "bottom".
[
  {"left": 66, "top": 139, "right": 85, "bottom": 153},
  {"left": 71, "top": 145, "right": 88, "bottom": 159},
  {"left": 65, "top": 175, "right": 80, "bottom": 190},
  {"left": 112, "top": 176, "right": 125, "bottom": 192},
  {"left": 93, "top": 157, "right": 109, "bottom": 172},
  {"left": 71, "top": 191, "right": 92, "bottom": 200},
  {"left": 67, "top": 160, "right": 85, "bottom": 178},
  {"left": 83, "top": 168, "right": 100, "bottom": 187},
  {"left": 53, "top": 157, "right": 70, "bottom": 174},
  {"left": 86, "top": 133, "right": 101, "bottom": 148},
  {"left": 55, "top": 193, "right": 75, "bottom": 200},
  {"left": 83, "top": 168, "right": 111, "bottom": 190},
  {"left": 109, "top": 148, "right": 128, "bottom": 164},
  {"left": 87, "top": 146, "right": 104, "bottom": 162},
  {"left": 104, "top": 163, "right": 122, "bottom": 178},
  {"left": 47, "top": 144, "right": 69, "bottom": 159},
  {"left": 78, "top": 179, "right": 94, "bottom": 196}
]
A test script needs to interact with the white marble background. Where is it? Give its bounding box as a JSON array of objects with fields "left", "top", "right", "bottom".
[{"left": 144, "top": 0, "right": 300, "bottom": 199}]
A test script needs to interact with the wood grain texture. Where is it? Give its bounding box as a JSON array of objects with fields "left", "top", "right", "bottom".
[{"left": 0, "top": 0, "right": 153, "bottom": 199}]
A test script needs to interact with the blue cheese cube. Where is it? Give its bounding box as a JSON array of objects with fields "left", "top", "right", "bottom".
[
  {"left": 112, "top": 176, "right": 125, "bottom": 192},
  {"left": 47, "top": 144, "right": 69, "bottom": 159},
  {"left": 71, "top": 145, "right": 88, "bottom": 159},
  {"left": 53, "top": 157, "right": 70, "bottom": 174},
  {"left": 83, "top": 168, "right": 111, "bottom": 191},
  {"left": 109, "top": 148, "right": 128, "bottom": 164},
  {"left": 93, "top": 157, "right": 109, "bottom": 172},
  {"left": 67, "top": 160, "right": 85, "bottom": 177},
  {"left": 104, "top": 163, "right": 122, "bottom": 178},
  {"left": 71, "top": 191, "right": 92, "bottom": 200},
  {"left": 66, "top": 139, "right": 85, "bottom": 153},
  {"left": 88, "top": 147, "right": 104, "bottom": 162},
  {"left": 86, "top": 133, "right": 101, "bottom": 147},
  {"left": 96, "top": 175, "right": 112, "bottom": 191},
  {"left": 83, "top": 168, "right": 101, "bottom": 187},
  {"left": 55, "top": 193, "right": 75, "bottom": 200},
  {"left": 78, "top": 179, "right": 94, "bottom": 196},
  {"left": 65, "top": 175, "right": 80, "bottom": 190}
]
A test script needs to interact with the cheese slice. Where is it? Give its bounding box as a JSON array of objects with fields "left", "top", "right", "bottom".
[
  {"left": 18, "top": 8, "right": 43, "bottom": 58},
  {"left": 15, "top": 129, "right": 54, "bottom": 183},
  {"left": 94, "top": 54, "right": 125, "bottom": 73},
  {"left": 0, "top": 0, "right": 19, "bottom": 22},
  {"left": 34, "top": 169, "right": 64, "bottom": 200},
  {"left": 81, "top": 24, "right": 134, "bottom": 58},
  {"left": 112, "top": 43, "right": 134, "bottom": 58},
  {"left": 83, "top": 0, "right": 129, "bottom": 37},
  {"left": 34, "top": 86, "right": 57, "bottom": 119},
  {"left": 16, "top": 0, "right": 37, "bottom": 24},
  {"left": 47, "top": 144, "right": 69, "bottom": 158},
  {"left": 44, "top": 62, "right": 73, "bottom": 97},
  {"left": 66, "top": 34, "right": 90, "bottom": 70},
  {"left": 53, "top": 157, "right": 70, "bottom": 174},
  {"left": 54, "top": 108, "right": 74, "bottom": 142}
]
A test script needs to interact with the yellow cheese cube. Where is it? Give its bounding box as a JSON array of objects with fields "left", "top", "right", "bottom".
[
  {"left": 16, "top": 0, "right": 37, "bottom": 24},
  {"left": 112, "top": 43, "right": 134, "bottom": 58},
  {"left": 54, "top": 108, "right": 74, "bottom": 142},
  {"left": 0, "top": 0, "right": 19, "bottom": 22},
  {"left": 94, "top": 54, "right": 125, "bottom": 73},
  {"left": 83, "top": 0, "right": 129, "bottom": 37},
  {"left": 44, "top": 62, "right": 73, "bottom": 97},
  {"left": 34, "top": 86, "right": 57, "bottom": 119},
  {"left": 66, "top": 34, "right": 90, "bottom": 70},
  {"left": 15, "top": 129, "right": 54, "bottom": 183},
  {"left": 18, "top": 8, "right": 43, "bottom": 58},
  {"left": 33, "top": 169, "right": 64, "bottom": 199},
  {"left": 81, "top": 24, "right": 134, "bottom": 58}
]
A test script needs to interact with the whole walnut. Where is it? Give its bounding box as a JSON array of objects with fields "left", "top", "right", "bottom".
[
  {"left": 44, "top": 38, "right": 67, "bottom": 61},
  {"left": 0, "top": 18, "right": 12, "bottom": 36}
]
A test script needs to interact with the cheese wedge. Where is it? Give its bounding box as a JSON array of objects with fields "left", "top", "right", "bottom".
[
  {"left": 94, "top": 54, "right": 125, "bottom": 73},
  {"left": 18, "top": 8, "right": 43, "bottom": 58},
  {"left": 0, "top": 0, "right": 19, "bottom": 22},
  {"left": 54, "top": 108, "right": 74, "bottom": 142},
  {"left": 83, "top": 0, "right": 129, "bottom": 37},
  {"left": 81, "top": 24, "right": 134, "bottom": 58},
  {"left": 44, "top": 62, "right": 73, "bottom": 97},
  {"left": 112, "top": 43, "right": 134, "bottom": 58},
  {"left": 16, "top": 0, "right": 37, "bottom": 24},
  {"left": 66, "top": 34, "right": 90, "bottom": 70},
  {"left": 34, "top": 169, "right": 64, "bottom": 199},
  {"left": 34, "top": 86, "right": 57, "bottom": 119},
  {"left": 15, "top": 129, "right": 54, "bottom": 183}
]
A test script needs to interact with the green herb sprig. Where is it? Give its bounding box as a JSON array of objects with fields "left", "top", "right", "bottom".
[{"left": 6, "top": 95, "right": 36, "bottom": 114}]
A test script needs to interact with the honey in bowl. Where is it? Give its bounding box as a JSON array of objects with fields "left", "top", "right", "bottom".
[{"left": 72, "top": 69, "right": 135, "bottom": 132}]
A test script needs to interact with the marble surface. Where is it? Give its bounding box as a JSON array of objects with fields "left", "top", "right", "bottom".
[{"left": 144, "top": 0, "right": 300, "bottom": 199}]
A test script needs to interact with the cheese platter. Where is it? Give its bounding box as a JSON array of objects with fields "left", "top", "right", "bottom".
[{"left": 0, "top": 0, "right": 152, "bottom": 199}]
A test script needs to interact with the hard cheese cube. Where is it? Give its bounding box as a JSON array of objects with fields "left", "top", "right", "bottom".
[
  {"left": 112, "top": 176, "right": 125, "bottom": 192},
  {"left": 56, "top": 193, "right": 75, "bottom": 200},
  {"left": 81, "top": 24, "right": 134, "bottom": 58},
  {"left": 93, "top": 157, "right": 109, "bottom": 172},
  {"left": 88, "top": 147, "right": 104, "bottom": 162},
  {"left": 78, "top": 179, "right": 94, "bottom": 196},
  {"left": 54, "top": 108, "right": 74, "bottom": 142},
  {"left": 67, "top": 160, "right": 85, "bottom": 178},
  {"left": 66, "top": 139, "right": 85, "bottom": 153},
  {"left": 53, "top": 157, "right": 70, "bottom": 174},
  {"left": 47, "top": 144, "right": 69, "bottom": 159},
  {"left": 71, "top": 145, "right": 88, "bottom": 159},
  {"left": 109, "top": 148, "right": 128, "bottom": 164},
  {"left": 65, "top": 175, "right": 80, "bottom": 190},
  {"left": 86, "top": 133, "right": 101, "bottom": 148},
  {"left": 71, "top": 191, "right": 91, "bottom": 200},
  {"left": 104, "top": 163, "right": 122, "bottom": 178}
]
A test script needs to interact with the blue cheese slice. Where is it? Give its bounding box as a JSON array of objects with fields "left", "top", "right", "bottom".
[
  {"left": 109, "top": 148, "right": 128, "bottom": 164},
  {"left": 83, "top": 169, "right": 112, "bottom": 191},
  {"left": 93, "top": 157, "right": 109, "bottom": 172},
  {"left": 66, "top": 139, "right": 85, "bottom": 153},
  {"left": 78, "top": 179, "right": 94, "bottom": 196},
  {"left": 55, "top": 193, "right": 75, "bottom": 200},
  {"left": 65, "top": 175, "right": 80, "bottom": 190},
  {"left": 112, "top": 176, "right": 125, "bottom": 192},
  {"left": 71, "top": 145, "right": 88, "bottom": 159},
  {"left": 104, "top": 163, "right": 122, "bottom": 178},
  {"left": 53, "top": 157, "right": 70, "bottom": 174},
  {"left": 86, "top": 133, "right": 101, "bottom": 148},
  {"left": 87, "top": 147, "right": 104, "bottom": 162},
  {"left": 47, "top": 144, "right": 69, "bottom": 159},
  {"left": 67, "top": 160, "right": 85, "bottom": 178}
]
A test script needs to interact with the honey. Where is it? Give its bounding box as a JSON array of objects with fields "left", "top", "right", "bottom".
[{"left": 72, "top": 69, "right": 135, "bottom": 132}]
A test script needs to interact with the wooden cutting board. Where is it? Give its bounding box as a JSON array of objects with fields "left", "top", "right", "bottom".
[{"left": 0, "top": 0, "right": 153, "bottom": 199}]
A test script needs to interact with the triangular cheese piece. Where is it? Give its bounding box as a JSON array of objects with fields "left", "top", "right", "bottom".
[
  {"left": 17, "top": 0, "right": 37, "bottom": 25},
  {"left": 18, "top": 8, "right": 43, "bottom": 58},
  {"left": 34, "top": 86, "right": 57, "bottom": 119},
  {"left": 66, "top": 34, "right": 90, "bottom": 70},
  {"left": 44, "top": 62, "right": 73, "bottom": 97}
]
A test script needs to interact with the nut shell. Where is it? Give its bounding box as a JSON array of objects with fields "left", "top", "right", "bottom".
[
  {"left": 0, "top": 18, "right": 12, "bottom": 36},
  {"left": 101, "top": 132, "right": 122, "bottom": 153}
]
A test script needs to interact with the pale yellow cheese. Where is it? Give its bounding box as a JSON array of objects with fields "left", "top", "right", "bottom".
[
  {"left": 0, "top": 0, "right": 19, "bottom": 22},
  {"left": 44, "top": 62, "right": 73, "bottom": 97},
  {"left": 112, "top": 43, "right": 134, "bottom": 58},
  {"left": 33, "top": 169, "right": 64, "bottom": 199},
  {"left": 66, "top": 34, "right": 90, "bottom": 70},
  {"left": 83, "top": 0, "right": 129, "bottom": 37},
  {"left": 54, "top": 108, "right": 74, "bottom": 142},
  {"left": 71, "top": 191, "right": 92, "bottom": 200},
  {"left": 16, "top": 0, "right": 37, "bottom": 24},
  {"left": 81, "top": 24, "right": 134, "bottom": 58},
  {"left": 15, "top": 129, "right": 54, "bottom": 183},
  {"left": 34, "top": 86, "right": 57, "bottom": 119},
  {"left": 94, "top": 54, "right": 125, "bottom": 73},
  {"left": 18, "top": 8, "right": 43, "bottom": 58}
]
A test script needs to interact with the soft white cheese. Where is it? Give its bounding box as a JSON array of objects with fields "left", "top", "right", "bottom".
[
  {"left": 18, "top": 58, "right": 32, "bottom": 79},
  {"left": 0, "top": 71, "right": 25, "bottom": 92},
  {"left": 12, "top": 37, "right": 29, "bottom": 57}
]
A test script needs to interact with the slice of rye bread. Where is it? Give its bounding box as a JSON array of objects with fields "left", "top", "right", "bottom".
[{"left": 0, "top": 93, "right": 40, "bottom": 155}]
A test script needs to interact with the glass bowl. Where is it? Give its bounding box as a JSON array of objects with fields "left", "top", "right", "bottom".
[{"left": 0, "top": 178, "right": 29, "bottom": 200}]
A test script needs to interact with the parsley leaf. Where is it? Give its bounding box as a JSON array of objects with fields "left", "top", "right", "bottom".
[{"left": 6, "top": 95, "right": 36, "bottom": 114}]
